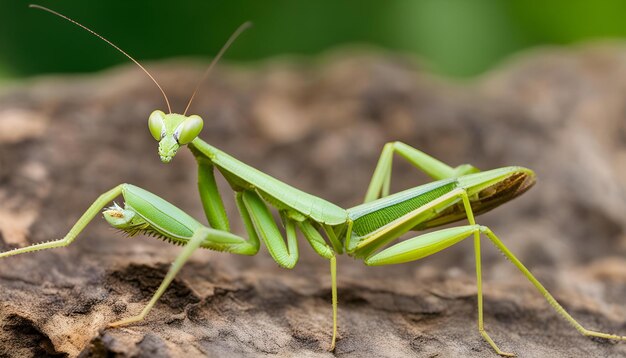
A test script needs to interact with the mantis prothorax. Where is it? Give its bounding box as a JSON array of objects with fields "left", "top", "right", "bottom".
[{"left": 3, "top": 5, "right": 625, "bottom": 356}]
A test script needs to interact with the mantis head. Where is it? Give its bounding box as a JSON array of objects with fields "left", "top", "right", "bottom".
[
  {"left": 148, "top": 110, "right": 204, "bottom": 163},
  {"left": 29, "top": 6, "right": 249, "bottom": 163}
]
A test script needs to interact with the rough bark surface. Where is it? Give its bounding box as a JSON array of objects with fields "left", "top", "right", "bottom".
[{"left": 1, "top": 46, "right": 626, "bottom": 358}]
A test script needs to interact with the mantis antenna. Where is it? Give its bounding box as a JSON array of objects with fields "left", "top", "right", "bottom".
[
  {"left": 29, "top": 4, "right": 173, "bottom": 114},
  {"left": 183, "top": 22, "right": 252, "bottom": 116}
]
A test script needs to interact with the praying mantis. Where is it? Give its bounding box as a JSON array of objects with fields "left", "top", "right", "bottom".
[{"left": 1, "top": 5, "right": 625, "bottom": 356}]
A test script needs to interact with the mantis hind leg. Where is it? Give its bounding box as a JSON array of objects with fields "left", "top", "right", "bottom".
[
  {"left": 364, "top": 141, "right": 479, "bottom": 202},
  {"left": 364, "top": 223, "right": 626, "bottom": 356},
  {"left": 362, "top": 224, "right": 512, "bottom": 356},
  {"left": 482, "top": 227, "right": 626, "bottom": 342}
]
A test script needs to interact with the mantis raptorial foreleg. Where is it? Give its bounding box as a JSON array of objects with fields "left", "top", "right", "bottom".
[
  {"left": 197, "top": 152, "right": 302, "bottom": 269},
  {"left": 364, "top": 141, "right": 480, "bottom": 202},
  {"left": 0, "top": 182, "right": 260, "bottom": 325},
  {"left": 110, "top": 188, "right": 307, "bottom": 326},
  {"left": 197, "top": 157, "right": 231, "bottom": 232},
  {"left": 241, "top": 191, "right": 300, "bottom": 269}
]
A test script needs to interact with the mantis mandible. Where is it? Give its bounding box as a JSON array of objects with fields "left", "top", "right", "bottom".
[{"left": 2, "top": 5, "right": 625, "bottom": 356}]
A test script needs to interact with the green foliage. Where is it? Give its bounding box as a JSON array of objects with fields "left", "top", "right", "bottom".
[{"left": 1, "top": 0, "right": 625, "bottom": 78}]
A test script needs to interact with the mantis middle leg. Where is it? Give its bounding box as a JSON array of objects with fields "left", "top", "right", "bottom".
[
  {"left": 299, "top": 220, "right": 339, "bottom": 349},
  {"left": 364, "top": 141, "right": 480, "bottom": 202},
  {"left": 194, "top": 151, "right": 340, "bottom": 349}
]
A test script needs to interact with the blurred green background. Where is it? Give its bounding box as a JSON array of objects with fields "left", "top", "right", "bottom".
[{"left": 1, "top": 0, "right": 626, "bottom": 80}]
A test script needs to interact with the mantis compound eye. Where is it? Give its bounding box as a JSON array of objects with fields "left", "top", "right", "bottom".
[
  {"left": 148, "top": 110, "right": 166, "bottom": 141},
  {"left": 173, "top": 115, "right": 203, "bottom": 145}
]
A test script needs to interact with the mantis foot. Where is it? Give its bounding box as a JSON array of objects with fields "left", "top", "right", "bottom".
[
  {"left": 108, "top": 314, "right": 147, "bottom": 328},
  {"left": 583, "top": 329, "right": 626, "bottom": 341},
  {"left": 480, "top": 329, "right": 515, "bottom": 357}
]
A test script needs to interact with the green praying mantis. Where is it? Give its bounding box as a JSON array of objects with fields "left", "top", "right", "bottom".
[{"left": 1, "top": 5, "right": 625, "bottom": 356}]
